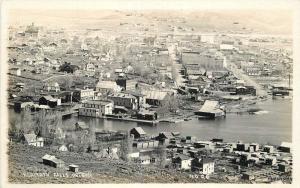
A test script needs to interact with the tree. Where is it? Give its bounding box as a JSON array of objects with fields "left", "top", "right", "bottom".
[
  {"left": 119, "top": 132, "right": 133, "bottom": 161},
  {"left": 20, "top": 109, "right": 34, "bottom": 134}
]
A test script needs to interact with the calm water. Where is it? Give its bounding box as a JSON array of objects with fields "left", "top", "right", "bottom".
[{"left": 61, "top": 99, "right": 292, "bottom": 145}]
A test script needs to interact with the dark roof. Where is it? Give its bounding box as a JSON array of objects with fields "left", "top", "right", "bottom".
[
  {"left": 174, "top": 154, "right": 191, "bottom": 161},
  {"left": 131, "top": 127, "right": 146, "bottom": 135}
]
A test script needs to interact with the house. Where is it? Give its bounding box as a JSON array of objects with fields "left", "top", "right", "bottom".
[
  {"left": 72, "top": 88, "right": 95, "bottom": 102},
  {"left": 14, "top": 101, "right": 36, "bottom": 112},
  {"left": 75, "top": 121, "right": 89, "bottom": 131},
  {"left": 10, "top": 67, "right": 21, "bottom": 76},
  {"left": 59, "top": 62, "right": 79, "bottom": 73},
  {"left": 278, "top": 163, "right": 291, "bottom": 172},
  {"left": 265, "top": 156, "right": 277, "bottom": 165},
  {"left": 95, "top": 80, "right": 122, "bottom": 95},
  {"left": 69, "top": 164, "right": 79, "bottom": 172},
  {"left": 85, "top": 63, "right": 95, "bottom": 77},
  {"left": 242, "top": 172, "right": 255, "bottom": 181},
  {"left": 22, "top": 133, "right": 44, "bottom": 147},
  {"left": 250, "top": 143, "right": 260, "bottom": 152},
  {"left": 263, "top": 145, "right": 274, "bottom": 153},
  {"left": 137, "top": 156, "right": 151, "bottom": 165},
  {"left": 39, "top": 95, "right": 61, "bottom": 108},
  {"left": 115, "top": 79, "right": 138, "bottom": 91},
  {"left": 79, "top": 100, "right": 113, "bottom": 117},
  {"left": 237, "top": 143, "right": 250, "bottom": 151},
  {"left": 172, "top": 154, "right": 192, "bottom": 170},
  {"left": 123, "top": 90, "right": 146, "bottom": 109},
  {"left": 192, "top": 158, "right": 215, "bottom": 175},
  {"left": 278, "top": 142, "right": 292, "bottom": 153},
  {"left": 130, "top": 127, "right": 147, "bottom": 139},
  {"left": 108, "top": 93, "right": 138, "bottom": 110},
  {"left": 43, "top": 82, "right": 60, "bottom": 92}
]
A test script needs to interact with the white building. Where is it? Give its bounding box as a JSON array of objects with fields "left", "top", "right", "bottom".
[
  {"left": 173, "top": 154, "right": 192, "bottom": 170},
  {"left": 220, "top": 44, "right": 234, "bottom": 50},
  {"left": 95, "top": 80, "right": 122, "bottom": 94},
  {"left": 200, "top": 34, "right": 215, "bottom": 44},
  {"left": 43, "top": 82, "right": 60, "bottom": 92},
  {"left": 22, "top": 133, "right": 44, "bottom": 147},
  {"left": 79, "top": 100, "right": 113, "bottom": 117}
]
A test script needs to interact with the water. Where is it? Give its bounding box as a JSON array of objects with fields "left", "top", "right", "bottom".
[
  {"left": 61, "top": 99, "right": 292, "bottom": 145},
  {"left": 9, "top": 99, "right": 291, "bottom": 145}
]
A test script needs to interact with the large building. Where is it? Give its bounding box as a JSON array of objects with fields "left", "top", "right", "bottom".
[
  {"left": 79, "top": 100, "right": 113, "bottom": 117},
  {"left": 72, "top": 88, "right": 95, "bottom": 102},
  {"left": 108, "top": 93, "right": 138, "bottom": 110},
  {"left": 95, "top": 81, "right": 122, "bottom": 95}
]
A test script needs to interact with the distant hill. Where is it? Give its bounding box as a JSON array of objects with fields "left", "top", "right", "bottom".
[{"left": 8, "top": 9, "right": 292, "bottom": 35}]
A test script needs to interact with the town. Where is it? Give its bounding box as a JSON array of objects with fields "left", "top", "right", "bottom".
[{"left": 7, "top": 11, "right": 293, "bottom": 184}]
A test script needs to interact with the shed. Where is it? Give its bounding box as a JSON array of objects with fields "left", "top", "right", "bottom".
[
  {"left": 69, "top": 164, "right": 79, "bottom": 172},
  {"left": 130, "top": 127, "right": 147, "bottom": 139}
]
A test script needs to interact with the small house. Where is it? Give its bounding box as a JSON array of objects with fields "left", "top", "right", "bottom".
[
  {"left": 39, "top": 95, "right": 61, "bottom": 108},
  {"left": 172, "top": 154, "right": 192, "bottom": 170},
  {"left": 263, "top": 145, "right": 274, "bottom": 153},
  {"left": 192, "top": 157, "right": 215, "bottom": 175},
  {"left": 69, "top": 164, "right": 79, "bottom": 172},
  {"left": 22, "top": 133, "right": 44, "bottom": 147},
  {"left": 10, "top": 67, "right": 21, "bottom": 76},
  {"left": 137, "top": 155, "right": 151, "bottom": 165}
]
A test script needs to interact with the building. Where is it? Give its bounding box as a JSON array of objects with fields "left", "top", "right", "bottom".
[
  {"left": 137, "top": 156, "right": 151, "bottom": 165},
  {"left": 72, "top": 88, "right": 95, "bottom": 102},
  {"left": 220, "top": 44, "right": 234, "bottom": 50},
  {"left": 43, "top": 82, "right": 60, "bottom": 92},
  {"left": 39, "top": 95, "right": 61, "bottom": 108},
  {"left": 10, "top": 67, "right": 21, "bottom": 76},
  {"left": 79, "top": 100, "right": 113, "bottom": 117},
  {"left": 69, "top": 164, "right": 79, "bottom": 172},
  {"left": 95, "top": 81, "right": 122, "bottom": 95},
  {"left": 172, "top": 154, "right": 192, "bottom": 170},
  {"left": 42, "top": 154, "right": 65, "bottom": 168},
  {"left": 130, "top": 127, "right": 147, "bottom": 139},
  {"left": 263, "top": 145, "right": 274, "bottom": 153},
  {"left": 200, "top": 34, "right": 215, "bottom": 44},
  {"left": 141, "top": 90, "right": 170, "bottom": 106},
  {"left": 278, "top": 142, "right": 292, "bottom": 153},
  {"left": 108, "top": 93, "right": 138, "bottom": 110},
  {"left": 25, "top": 22, "right": 39, "bottom": 37},
  {"left": 278, "top": 163, "right": 291, "bottom": 172},
  {"left": 136, "top": 109, "right": 158, "bottom": 120},
  {"left": 265, "top": 156, "right": 277, "bottom": 165},
  {"left": 192, "top": 158, "right": 215, "bottom": 175},
  {"left": 194, "top": 100, "right": 225, "bottom": 119},
  {"left": 22, "top": 133, "right": 44, "bottom": 147},
  {"left": 115, "top": 79, "right": 138, "bottom": 91},
  {"left": 245, "top": 66, "right": 262, "bottom": 76}
]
